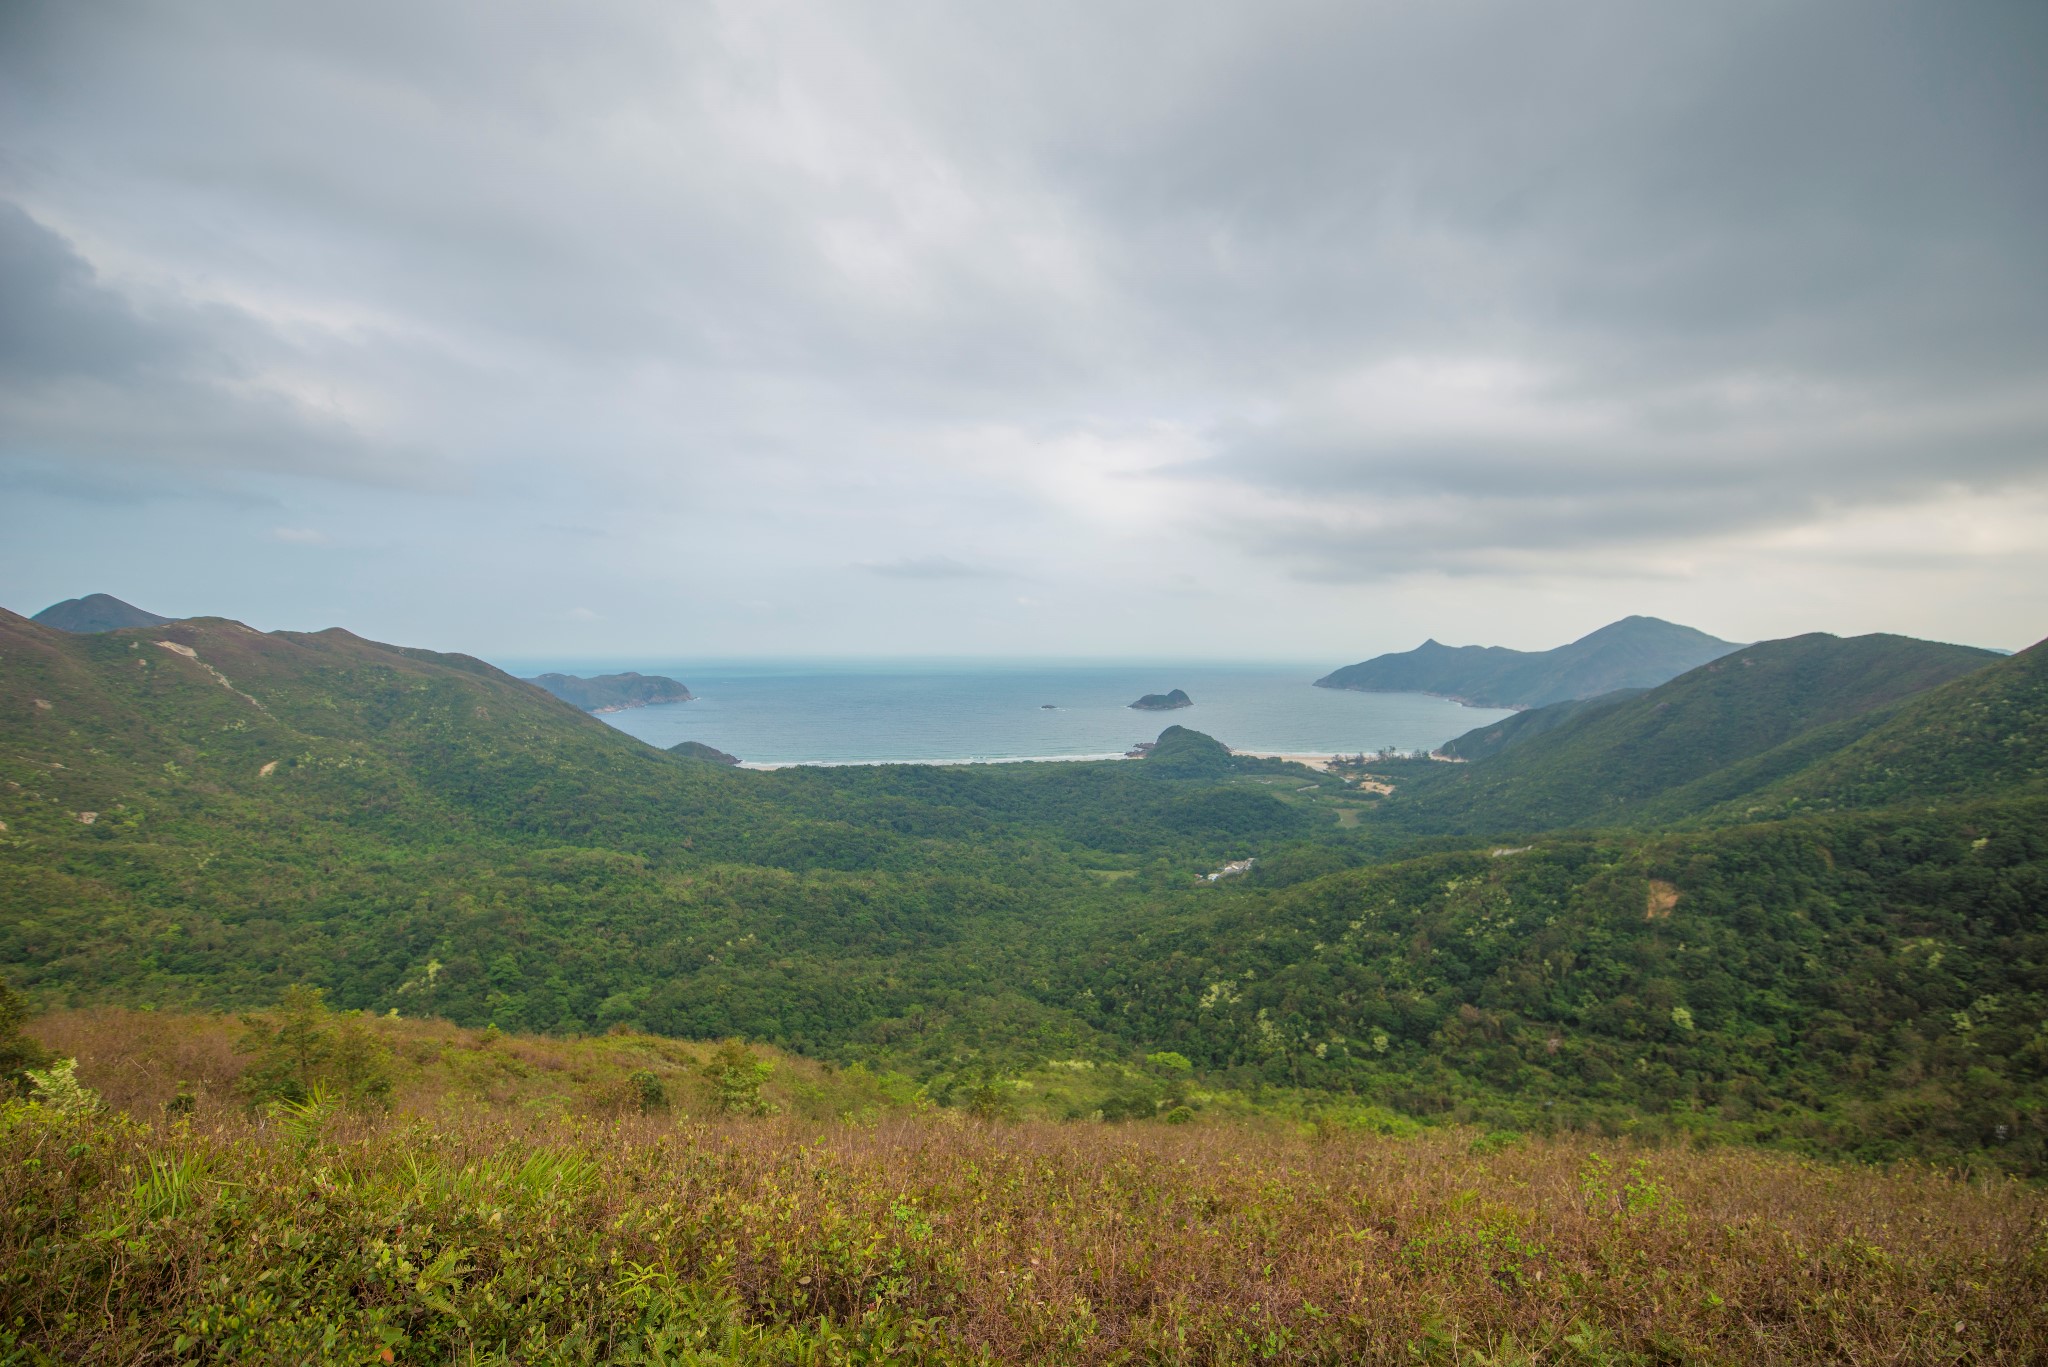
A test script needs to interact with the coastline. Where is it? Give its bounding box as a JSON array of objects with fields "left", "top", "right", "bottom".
[
  {"left": 736, "top": 751, "right": 1135, "bottom": 771},
  {"left": 583, "top": 666, "right": 1517, "bottom": 770},
  {"left": 1313, "top": 683, "right": 1529, "bottom": 712}
]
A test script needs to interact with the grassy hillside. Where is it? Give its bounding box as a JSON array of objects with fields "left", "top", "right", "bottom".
[
  {"left": 1384, "top": 633, "right": 2005, "bottom": 833},
  {"left": 6, "top": 1010, "right": 2044, "bottom": 1365},
  {"left": 1316, "top": 616, "right": 1740, "bottom": 708}
]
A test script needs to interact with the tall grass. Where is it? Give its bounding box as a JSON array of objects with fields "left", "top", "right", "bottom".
[{"left": 4, "top": 1011, "right": 2043, "bottom": 1364}]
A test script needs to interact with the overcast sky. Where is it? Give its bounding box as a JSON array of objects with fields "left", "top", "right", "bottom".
[{"left": 3, "top": 1, "right": 2044, "bottom": 662}]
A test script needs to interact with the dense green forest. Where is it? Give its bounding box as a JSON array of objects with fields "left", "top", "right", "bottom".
[{"left": 3, "top": 608, "right": 2045, "bottom": 1171}]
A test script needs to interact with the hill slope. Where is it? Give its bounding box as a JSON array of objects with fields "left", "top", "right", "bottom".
[
  {"left": 1316, "top": 616, "right": 1741, "bottom": 708},
  {"left": 30, "top": 593, "right": 172, "bottom": 633},
  {"left": 1728, "top": 634, "right": 2048, "bottom": 817},
  {"left": 1436, "top": 689, "right": 1645, "bottom": 762},
  {"left": 1388, "top": 632, "right": 2004, "bottom": 832},
  {"left": 0, "top": 609, "right": 1307, "bottom": 1048},
  {"left": 5, "top": 609, "right": 2048, "bottom": 1170}
]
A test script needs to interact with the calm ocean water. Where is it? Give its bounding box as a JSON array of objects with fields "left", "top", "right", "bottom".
[{"left": 494, "top": 658, "right": 1516, "bottom": 768}]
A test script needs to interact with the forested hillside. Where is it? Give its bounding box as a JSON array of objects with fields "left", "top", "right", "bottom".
[
  {"left": 1389, "top": 633, "right": 2006, "bottom": 833},
  {"left": 3, "top": 609, "right": 2046, "bottom": 1172}
]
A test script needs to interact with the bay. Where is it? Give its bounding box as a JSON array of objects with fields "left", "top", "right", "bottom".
[{"left": 496, "top": 658, "right": 1516, "bottom": 767}]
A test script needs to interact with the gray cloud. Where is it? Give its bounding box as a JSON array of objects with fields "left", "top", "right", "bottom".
[
  {"left": 0, "top": 0, "right": 2042, "bottom": 653},
  {"left": 0, "top": 204, "right": 422, "bottom": 485}
]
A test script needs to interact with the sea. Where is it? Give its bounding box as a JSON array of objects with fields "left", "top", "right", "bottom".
[{"left": 493, "top": 658, "right": 1517, "bottom": 768}]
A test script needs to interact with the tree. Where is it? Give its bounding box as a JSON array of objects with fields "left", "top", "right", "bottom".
[{"left": 0, "top": 979, "right": 52, "bottom": 1094}]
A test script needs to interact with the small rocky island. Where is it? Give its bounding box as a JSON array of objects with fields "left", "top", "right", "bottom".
[
  {"left": 526, "top": 671, "right": 694, "bottom": 713},
  {"left": 1129, "top": 688, "right": 1193, "bottom": 711}
]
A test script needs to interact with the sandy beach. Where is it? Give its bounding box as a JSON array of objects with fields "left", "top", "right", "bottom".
[{"left": 1229, "top": 750, "right": 1347, "bottom": 772}]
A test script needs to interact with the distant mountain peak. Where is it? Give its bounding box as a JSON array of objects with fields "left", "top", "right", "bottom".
[
  {"left": 31, "top": 594, "right": 173, "bottom": 634},
  {"left": 1316, "top": 617, "right": 1743, "bottom": 709}
]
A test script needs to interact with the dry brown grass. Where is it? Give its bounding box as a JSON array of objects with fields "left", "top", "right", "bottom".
[{"left": 7, "top": 1009, "right": 2044, "bottom": 1364}]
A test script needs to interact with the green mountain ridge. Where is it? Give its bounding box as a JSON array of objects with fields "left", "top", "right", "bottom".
[
  {"left": 1436, "top": 689, "right": 1647, "bottom": 762},
  {"left": 1316, "top": 615, "right": 1742, "bottom": 708},
  {"left": 1733, "top": 633, "right": 2048, "bottom": 817},
  {"left": 1395, "top": 631, "right": 2011, "bottom": 834}
]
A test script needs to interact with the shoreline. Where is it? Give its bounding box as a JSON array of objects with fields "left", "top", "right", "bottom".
[
  {"left": 730, "top": 748, "right": 1397, "bottom": 773},
  {"left": 735, "top": 751, "right": 1135, "bottom": 771},
  {"left": 1228, "top": 750, "right": 1346, "bottom": 772}
]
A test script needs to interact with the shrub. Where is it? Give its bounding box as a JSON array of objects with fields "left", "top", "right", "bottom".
[
  {"left": 0, "top": 979, "right": 51, "bottom": 1092},
  {"left": 236, "top": 986, "right": 394, "bottom": 1109},
  {"left": 706, "top": 1039, "right": 774, "bottom": 1116},
  {"left": 629, "top": 1068, "right": 668, "bottom": 1113},
  {"left": 25, "top": 1058, "right": 98, "bottom": 1116}
]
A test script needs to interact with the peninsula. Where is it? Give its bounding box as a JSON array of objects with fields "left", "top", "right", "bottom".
[
  {"left": 526, "top": 671, "right": 694, "bottom": 713},
  {"left": 1315, "top": 615, "right": 1740, "bottom": 709}
]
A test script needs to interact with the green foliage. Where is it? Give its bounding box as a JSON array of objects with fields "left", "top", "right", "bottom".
[
  {"left": 1142, "top": 724, "right": 1238, "bottom": 777},
  {"left": 1398, "top": 632, "right": 2005, "bottom": 834},
  {"left": 0, "top": 979, "right": 51, "bottom": 1092},
  {"left": 964, "top": 1077, "right": 1017, "bottom": 1123},
  {"left": 25, "top": 1057, "right": 98, "bottom": 1115},
  {"left": 668, "top": 739, "right": 740, "bottom": 766},
  {"left": 1437, "top": 689, "right": 1643, "bottom": 762},
  {"left": 628, "top": 1068, "right": 668, "bottom": 1113},
  {"left": 1741, "top": 634, "right": 2048, "bottom": 815},
  {"left": 3, "top": 610, "right": 2047, "bottom": 1171},
  {"left": 267, "top": 1087, "right": 339, "bottom": 1155},
  {"left": 706, "top": 1040, "right": 774, "bottom": 1117},
  {"left": 1578, "top": 1154, "right": 1686, "bottom": 1229},
  {"left": 236, "top": 986, "right": 392, "bottom": 1109}
]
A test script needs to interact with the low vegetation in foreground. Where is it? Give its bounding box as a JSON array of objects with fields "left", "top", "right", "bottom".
[{"left": 3, "top": 1008, "right": 2045, "bottom": 1365}]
